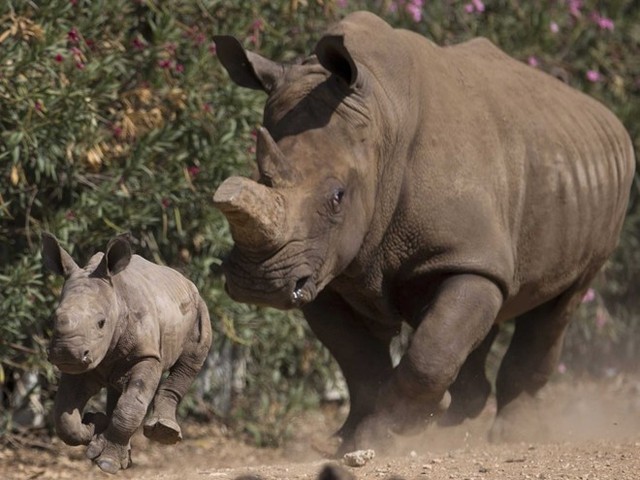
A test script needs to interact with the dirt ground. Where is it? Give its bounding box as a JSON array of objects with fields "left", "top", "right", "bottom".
[{"left": 2, "top": 375, "right": 640, "bottom": 480}]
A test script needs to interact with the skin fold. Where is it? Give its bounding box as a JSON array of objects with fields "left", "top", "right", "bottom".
[
  {"left": 212, "top": 11, "right": 635, "bottom": 452},
  {"left": 42, "top": 233, "right": 212, "bottom": 473}
]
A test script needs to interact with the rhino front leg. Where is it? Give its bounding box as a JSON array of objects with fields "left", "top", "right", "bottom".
[
  {"left": 86, "top": 359, "right": 162, "bottom": 474},
  {"left": 438, "top": 325, "right": 499, "bottom": 426},
  {"left": 355, "top": 274, "right": 503, "bottom": 450},
  {"left": 54, "top": 374, "right": 103, "bottom": 446},
  {"left": 302, "top": 289, "right": 395, "bottom": 455},
  {"left": 144, "top": 299, "right": 212, "bottom": 445}
]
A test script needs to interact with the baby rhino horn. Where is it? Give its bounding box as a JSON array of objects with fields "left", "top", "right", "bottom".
[{"left": 213, "top": 176, "right": 286, "bottom": 251}]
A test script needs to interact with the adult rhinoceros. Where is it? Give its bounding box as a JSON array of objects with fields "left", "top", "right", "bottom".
[{"left": 212, "top": 11, "right": 635, "bottom": 451}]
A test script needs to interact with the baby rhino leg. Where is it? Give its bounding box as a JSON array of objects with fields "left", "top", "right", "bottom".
[{"left": 144, "top": 301, "right": 212, "bottom": 444}]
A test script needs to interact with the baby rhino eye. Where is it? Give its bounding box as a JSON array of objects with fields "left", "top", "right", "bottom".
[
  {"left": 331, "top": 188, "right": 345, "bottom": 213},
  {"left": 97, "top": 319, "right": 106, "bottom": 329}
]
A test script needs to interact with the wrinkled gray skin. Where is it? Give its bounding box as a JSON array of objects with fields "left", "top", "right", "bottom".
[
  {"left": 212, "top": 12, "right": 635, "bottom": 452},
  {"left": 42, "top": 233, "right": 212, "bottom": 474}
]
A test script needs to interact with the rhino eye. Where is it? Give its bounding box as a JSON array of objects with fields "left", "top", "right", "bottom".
[
  {"left": 97, "top": 319, "right": 106, "bottom": 329},
  {"left": 331, "top": 189, "right": 345, "bottom": 213}
]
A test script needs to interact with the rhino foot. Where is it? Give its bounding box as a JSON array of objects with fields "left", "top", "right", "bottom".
[
  {"left": 489, "top": 395, "right": 549, "bottom": 444},
  {"left": 143, "top": 417, "right": 182, "bottom": 444},
  {"left": 86, "top": 434, "right": 131, "bottom": 474}
]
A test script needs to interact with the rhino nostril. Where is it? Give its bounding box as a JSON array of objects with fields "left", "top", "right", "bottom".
[
  {"left": 293, "top": 276, "right": 310, "bottom": 301},
  {"left": 82, "top": 351, "right": 91, "bottom": 364}
]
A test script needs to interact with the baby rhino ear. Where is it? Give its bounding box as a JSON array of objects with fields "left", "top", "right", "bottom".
[
  {"left": 94, "top": 233, "right": 132, "bottom": 278},
  {"left": 41, "top": 232, "right": 79, "bottom": 277}
]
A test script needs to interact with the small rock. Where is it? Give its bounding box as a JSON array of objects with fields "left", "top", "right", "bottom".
[{"left": 343, "top": 449, "right": 376, "bottom": 467}]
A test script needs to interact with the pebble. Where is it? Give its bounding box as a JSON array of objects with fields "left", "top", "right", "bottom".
[{"left": 343, "top": 449, "right": 375, "bottom": 467}]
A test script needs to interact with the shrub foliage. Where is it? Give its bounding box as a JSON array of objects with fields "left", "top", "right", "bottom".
[{"left": 1, "top": 0, "right": 638, "bottom": 443}]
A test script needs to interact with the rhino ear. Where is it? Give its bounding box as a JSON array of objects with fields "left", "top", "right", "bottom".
[
  {"left": 42, "top": 232, "right": 79, "bottom": 277},
  {"left": 315, "top": 35, "right": 358, "bottom": 88},
  {"left": 213, "top": 35, "right": 285, "bottom": 93},
  {"left": 94, "top": 233, "right": 132, "bottom": 278}
]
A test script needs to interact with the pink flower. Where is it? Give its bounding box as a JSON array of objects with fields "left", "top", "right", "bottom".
[
  {"left": 54, "top": 53, "right": 64, "bottom": 63},
  {"left": 557, "top": 363, "right": 567, "bottom": 374},
  {"left": 208, "top": 42, "right": 217, "bottom": 55},
  {"left": 550, "top": 21, "right": 559, "bottom": 33},
  {"left": 161, "top": 198, "right": 171, "bottom": 209},
  {"left": 112, "top": 124, "right": 123, "bottom": 139},
  {"left": 528, "top": 56, "right": 539, "bottom": 68},
  {"left": 464, "top": 0, "right": 485, "bottom": 14},
  {"left": 568, "top": 0, "right": 582, "bottom": 18},
  {"left": 586, "top": 70, "right": 602, "bottom": 82},
  {"left": 202, "top": 103, "right": 212, "bottom": 113},
  {"left": 174, "top": 63, "right": 184, "bottom": 74},
  {"left": 67, "top": 27, "right": 80, "bottom": 43},
  {"left": 164, "top": 42, "right": 177, "bottom": 55},
  {"left": 582, "top": 288, "right": 596, "bottom": 303},
  {"left": 187, "top": 166, "right": 201, "bottom": 178},
  {"left": 132, "top": 37, "right": 146, "bottom": 50},
  {"left": 336, "top": 0, "right": 348, "bottom": 7},
  {"left": 472, "top": 0, "right": 485, "bottom": 12},
  {"left": 158, "top": 59, "right": 172, "bottom": 69},
  {"left": 406, "top": 0, "right": 424, "bottom": 22},
  {"left": 75, "top": 61, "right": 85, "bottom": 70},
  {"left": 592, "top": 13, "right": 615, "bottom": 31},
  {"left": 34, "top": 101, "right": 43, "bottom": 111},
  {"left": 595, "top": 309, "right": 608, "bottom": 329}
]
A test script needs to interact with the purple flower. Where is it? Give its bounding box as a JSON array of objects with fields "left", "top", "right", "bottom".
[
  {"left": 527, "top": 56, "right": 539, "bottom": 68},
  {"left": 586, "top": 70, "right": 602, "bottom": 82},
  {"left": 550, "top": 21, "right": 559, "bottom": 33},
  {"left": 34, "top": 101, "right": 43, "bottom": 111}
]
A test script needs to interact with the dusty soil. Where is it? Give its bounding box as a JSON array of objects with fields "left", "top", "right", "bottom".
[{"left": 2, "top": 375, "right": 640, "bottom": 480}]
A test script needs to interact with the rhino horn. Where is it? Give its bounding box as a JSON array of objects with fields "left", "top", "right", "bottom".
[
  {"left": 256, "top": 126, "right": 299, "bottom": 187},
  {"left": 213, "top": 176, "right": 286, "bottom": 251}
]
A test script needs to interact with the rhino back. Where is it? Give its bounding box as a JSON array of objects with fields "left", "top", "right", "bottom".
[
  {"left": 113, "top": 255, "right": 202, "bottom": 368},
  {"left": 332, "top": 16, "right": 634, "bottom": 321}
]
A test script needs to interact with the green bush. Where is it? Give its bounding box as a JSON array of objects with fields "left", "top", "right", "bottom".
[{"left": 1, "top": 0, "right": 639, "bottom": 444}]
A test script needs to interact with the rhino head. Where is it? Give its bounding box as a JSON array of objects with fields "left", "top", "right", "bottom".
[
  {"left": 42, "top": 233, "right": 132, "bottom": 374},
  {"left": 213, "top": 33, "right": 383, "bottom": 309}
]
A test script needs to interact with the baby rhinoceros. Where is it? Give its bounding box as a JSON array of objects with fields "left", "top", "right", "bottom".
[{"left": 42, "top": 232, "right": 212, "bottom": 474}]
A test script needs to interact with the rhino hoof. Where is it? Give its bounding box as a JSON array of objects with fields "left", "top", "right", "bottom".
[
  {"left": 96, "top": 457, "right": 120, "bottom": 474},
  {"left": 143, "top": 417, "right": 182, "bottom": 444}
]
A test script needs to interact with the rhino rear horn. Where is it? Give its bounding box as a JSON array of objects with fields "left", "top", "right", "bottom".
[
  {"left": 42, "top": 232, "right": 79, "bottom": 277},
  {"left": 256, "top": 126, "right": 299, "bottom": 187},
  {"left": 213, "top": 35, "right": 285, "bottom": 93},
  {"left": 213, "top": 176, "right": 286, "bottom": 251}
]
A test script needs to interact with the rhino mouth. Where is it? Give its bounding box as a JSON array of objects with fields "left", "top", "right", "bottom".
[{"left": 222, "top": 252, "right": 320, "bottom": 309}]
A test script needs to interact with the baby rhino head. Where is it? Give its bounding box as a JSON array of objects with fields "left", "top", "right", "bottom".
[{"left": 42, "top": 233, "right": 132, "bottom": 374}]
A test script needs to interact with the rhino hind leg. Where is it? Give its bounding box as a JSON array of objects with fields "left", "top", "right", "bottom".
[
  {"left": 145, "top": 299, "right": 213, "bottom": 445},
  {"left": 490, "top": 278, "right": 593, "bottom": 443},
  {"left": 438, "top": 325, "right": 499, "bottom": 427}
]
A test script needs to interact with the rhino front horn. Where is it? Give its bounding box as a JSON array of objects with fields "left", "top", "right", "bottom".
[{"left": 213, "top": 176, "right": 286, "bottom": 251}]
